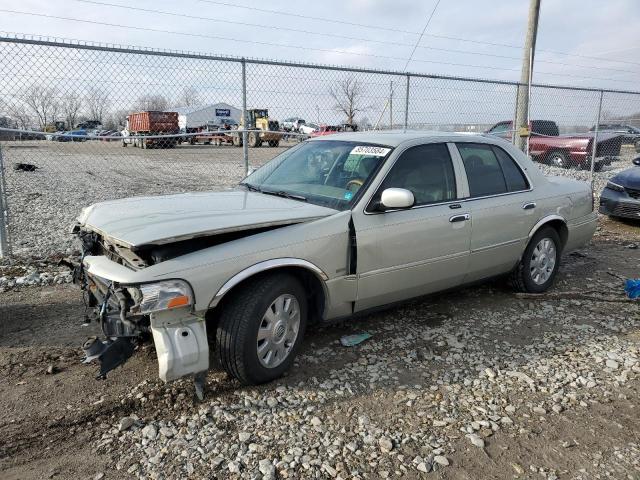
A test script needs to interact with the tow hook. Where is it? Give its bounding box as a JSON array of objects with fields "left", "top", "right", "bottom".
[{"left": 82, "top": 336, "right": 135, "bottom": 379}]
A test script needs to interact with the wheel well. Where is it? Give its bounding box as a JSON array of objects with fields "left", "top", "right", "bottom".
[
  {"left": 537, "top": 219, "right": 568, "bottom": 251},
  {"left": 205, "top": 266, "right": 326, "bottom": 335}
]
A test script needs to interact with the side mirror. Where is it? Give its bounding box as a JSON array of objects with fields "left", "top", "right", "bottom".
[
  {"left": 633, "top": 157, "right": 640, "bottom": 166},
  {"left": 380, "top": 188, "right": 415, "bottom": 210}
]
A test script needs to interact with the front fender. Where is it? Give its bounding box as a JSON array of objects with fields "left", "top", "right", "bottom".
[{"left": 208, "top": 258, "right": 329, "bottom": 309}]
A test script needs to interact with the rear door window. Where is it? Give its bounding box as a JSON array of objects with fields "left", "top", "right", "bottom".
[
  {"left": 493, "top": 147, "right": 529, "bottom": 191},
  {"left": 457, "top": 143, "right": 506, "bottom": 197},
  {"left": 457, "top": 143, "right": 529, "bottom": 197}
]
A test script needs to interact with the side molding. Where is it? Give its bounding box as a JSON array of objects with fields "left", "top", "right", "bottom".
[
  {"left": 209, "top": 258, "right": 329, "bottom": 308},
  {"left": 528, "top": 214, "right": 566, "bottom": 239}
]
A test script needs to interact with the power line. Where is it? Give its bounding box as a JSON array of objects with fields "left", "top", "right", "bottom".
[
  {"left": 193, "top": 0, "right": 640, "bottom": 68},
  {"left": 1, "top": 9, "right": 637, "bottom": 85},
  {"left": 69, "top": 0, "right": 640, "bottom": 75},
  {"left": 403, "top": 0, "right": 441, "bottom": 71}
]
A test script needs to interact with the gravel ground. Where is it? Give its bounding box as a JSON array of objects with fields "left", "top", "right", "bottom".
[
  {"left": 1, "top": 220, "right": 639, "bottom": 479},
  {"left": 0, "top": 140, "right": 289, "bottom": 261}
]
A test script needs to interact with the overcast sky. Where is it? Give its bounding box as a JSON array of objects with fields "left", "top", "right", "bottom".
[{"left": 1, "top": 0, "right": 639, "bottom": 90}]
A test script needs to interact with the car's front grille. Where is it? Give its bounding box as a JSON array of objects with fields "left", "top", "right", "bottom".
[
  {"left": 613, "top": 202, "right": 640, "bottom": 217},
  {"left": 625, "top": 187, "right": 640, "bottom": 200}
]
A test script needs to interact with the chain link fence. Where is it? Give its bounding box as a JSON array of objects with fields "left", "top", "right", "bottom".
[{"left": 1, "top": 33, "right": 639, "bottom": 260}]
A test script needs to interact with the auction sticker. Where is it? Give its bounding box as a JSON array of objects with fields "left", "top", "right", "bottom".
[{"left": 350, "top": 145, "right": 391, "bottom": 157}]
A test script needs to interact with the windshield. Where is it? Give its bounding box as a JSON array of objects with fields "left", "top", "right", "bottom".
[{"left": 241, "top": 140, "right": 393, "bottom": 210}]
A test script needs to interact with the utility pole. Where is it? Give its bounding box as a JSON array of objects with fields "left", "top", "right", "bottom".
[{"left": 515, "top": 0, "right": 541, "bottom": 152}]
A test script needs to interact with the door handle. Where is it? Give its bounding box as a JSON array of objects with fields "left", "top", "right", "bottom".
[
  {"left": 449, "top": 213, "right": 470, "bottom": 223},
  {"left": 522, "top": 202, "right": 536, "bottom": 210}
]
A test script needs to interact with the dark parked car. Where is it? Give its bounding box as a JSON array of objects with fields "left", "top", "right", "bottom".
[
  {"left": 590, "top": 124, "right": 640, "bottom": 145},
  {"left": 599, "top": 157, "right": 640, "bottom": 219},
  {"left": 57, "top": 130, "right": 88, "bottom": 142}
]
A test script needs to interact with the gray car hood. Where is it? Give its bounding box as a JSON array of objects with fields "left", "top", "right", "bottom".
[{"left": 77, "top": 190, "right": 337, "bottom": 248}]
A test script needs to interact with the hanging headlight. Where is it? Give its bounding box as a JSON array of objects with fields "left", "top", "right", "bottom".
[{"left": 131, "top": 280, "right": 193, "bottom": 314}]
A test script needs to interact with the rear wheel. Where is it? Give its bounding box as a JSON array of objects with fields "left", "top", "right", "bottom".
[
  {"left": 546, "top": 150, "right": 571, "bottom": 169},
  {"left": 510, "top": 226, "right": 561, "bottom": 293},
  {"left": 216, "top": 273, "right": 307, "bottom": 385}
]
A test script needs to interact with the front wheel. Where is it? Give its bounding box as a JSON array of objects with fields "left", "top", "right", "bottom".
[
  {"left": 216, "top": 273, "right": 307, "bottom": 385},
  {"left": 510, "top": 226, "right": 561, "bottom": 293}
]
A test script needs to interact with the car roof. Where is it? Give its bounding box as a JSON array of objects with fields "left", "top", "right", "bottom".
[{"left": 308, "top": 129, "right": 496, "bottom": 147}]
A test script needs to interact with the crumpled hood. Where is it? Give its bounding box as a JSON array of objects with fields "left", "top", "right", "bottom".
[
  {"left": 77, "top": 190, "right": 337, "bottom": 248},
  {"left": 611, "top": 167, "right": 640, "bottom": 190}
]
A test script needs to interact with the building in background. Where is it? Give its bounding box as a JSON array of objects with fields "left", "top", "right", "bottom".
[{"left": 172, "top": 103, "right": 241, "bottom": 132}]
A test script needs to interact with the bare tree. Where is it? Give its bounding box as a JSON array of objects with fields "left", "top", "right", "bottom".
[
  {"left": 23, "top": 84, "right": 59, "bottom": 129},
  {"left": 179, "top": 87, "right": 201, "bottom": 107},
  {"left": 9, "top": 103, "right": 33, "bottom": 130},
  {"left": 85, "top": 87, "right": 110, "bottom": 123},
  {"left": 329, "top": 77, "right": 367, "bottom": 124},
  {"left": 60, "top": 93, "right": 83, "bottom": 130},
  {"left": 134, "top": 94, "right": 169, "bottom": 111},
  {"left": 103, "top": 108, "right": 129, "bottom": 131}
]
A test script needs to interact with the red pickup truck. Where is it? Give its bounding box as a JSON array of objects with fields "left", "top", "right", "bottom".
[{"left": 486, "top": 120, "right": 623, "bottom": 170}]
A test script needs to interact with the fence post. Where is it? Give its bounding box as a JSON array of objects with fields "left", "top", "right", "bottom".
[
  {"left": 512, "top": 84, "right": 520, "bottom": 145},
  {"left": 241, "top": 58, "right": 249, "bottom": 176},
  {"left": 590, "top": 90, "right": 604, "bottom": 187},
  {"left": 404, "top": 74, "right": 410, "bottom": 130},
  {"left": 0, "top": 144, "right": 10, "bottom": 258}
]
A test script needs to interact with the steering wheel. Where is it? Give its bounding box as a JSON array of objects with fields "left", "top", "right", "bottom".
[{"left": 345, "top": 179, "right": 364, "bottom": 191}]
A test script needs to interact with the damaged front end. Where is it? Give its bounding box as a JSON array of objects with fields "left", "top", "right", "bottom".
[{"left": 68, "top": 228, "right": 209, "bottom": 388}]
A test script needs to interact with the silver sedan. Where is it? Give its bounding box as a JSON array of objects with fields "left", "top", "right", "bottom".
[{"left": 73, "top": 131, "right": 597, "bottom": 391}]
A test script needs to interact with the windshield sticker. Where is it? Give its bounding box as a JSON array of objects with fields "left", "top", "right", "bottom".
[
  {"left": 350, "top": 145, "right": 391, "bottom": 157},
  {"left": 343, "top": 191, "right": 354, "bottom": 201}
]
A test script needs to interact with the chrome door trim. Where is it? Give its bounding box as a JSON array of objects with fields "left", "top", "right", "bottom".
[
  {"left": 471, "top": 237, "right": 524, "bottom": 253},
  {"left": 358, "top": 250, "right": 469, "bottom": 278}
]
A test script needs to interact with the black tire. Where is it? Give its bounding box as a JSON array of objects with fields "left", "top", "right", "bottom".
[
  {"left": 216, "top": 273, "right": 307, "bottom": 385},
  {"left": 248, "top": 131, "right": 261, "bottom": 148},
  {"left": 546, "top": 150, "right": 571, "bottom": 169},
  {"left": 510, "top": 226, "right": 561, "bottom": 293}
]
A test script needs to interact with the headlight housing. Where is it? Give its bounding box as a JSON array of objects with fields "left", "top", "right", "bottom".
[
  {"left": 132, "top": 280, "right": 193, "bottom": 314},
  {"left": 606, "top": 181, "right": 624, "bottom": 192}
]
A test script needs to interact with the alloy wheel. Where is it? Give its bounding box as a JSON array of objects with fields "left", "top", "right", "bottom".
[
  {"left": 530, "top": 237, "right": 557, "bottom": 285},
  {"left": 256, "top": 294, "right": 301, "bottom": 368}
]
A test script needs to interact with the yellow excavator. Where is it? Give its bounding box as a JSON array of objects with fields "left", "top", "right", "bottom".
[
  {"left": 233, "top": 109, "right": 283, "bottom": 147},
  {"left": 44, "top": 121, "right": 66, "bottom": 133}
]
